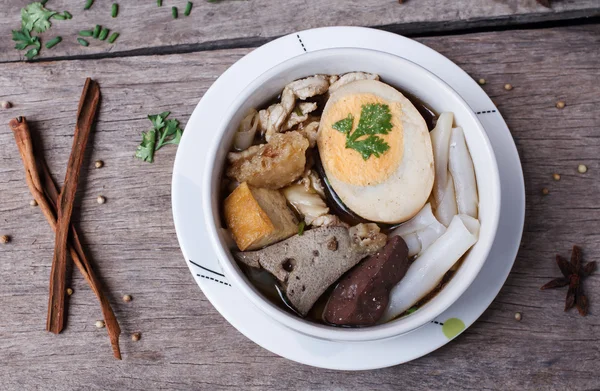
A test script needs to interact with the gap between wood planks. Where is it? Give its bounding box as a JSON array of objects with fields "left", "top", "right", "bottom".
[{"left": 3, "top": 13, "right": 599, "bottom": 65}]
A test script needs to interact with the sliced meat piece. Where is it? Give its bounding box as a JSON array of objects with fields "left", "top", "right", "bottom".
[
  {"left": 349, "top": 223, "right": 387, "bottom": 254},
  {"left": 324, "top": 236, "right": 410, "bottom": 326},
  {"left": 296, "top": 120, "right": 319, "bottom": 148},
  {"left": 311, "top": 214, "right": 349, "bottom": 228},
  {"left": 281, "top": 184, "right": 329, "bottom": 226},
  {"left": 263, "top": 87, "right": 297, "bottom": 141},
  {"left": 328, "top": 72, "right": 379, "bottom": 94},
  {"left": 287, "top": 75, "right": 330, "bottom": 100},
  {"left": 234, "top": 225, "right": 385, "bottom": 316},
  {"left": 226, "top": 131, "right": 309, "bottom": 189},
  {"left": 296, "top": 169, "right": 326, "bottom": 199},
  {"left": 257, "top": 109, "right": 269, "bottom": 134},
  {"left": 283, "top": 102, "right": 318, "bottom": 131}
]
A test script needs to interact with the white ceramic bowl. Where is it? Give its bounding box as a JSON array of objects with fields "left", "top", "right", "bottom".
[{"left": 203, "top": 48, "right": 501, "bottom": 342}]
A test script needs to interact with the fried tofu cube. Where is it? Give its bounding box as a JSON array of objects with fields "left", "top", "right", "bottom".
[{"left": 224, "top": 182, "right": 298, "bottom": 251}]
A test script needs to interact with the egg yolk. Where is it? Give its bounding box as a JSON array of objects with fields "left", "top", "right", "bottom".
[{"left": 319, "top": 93, "right": 404, "bottom": 186}]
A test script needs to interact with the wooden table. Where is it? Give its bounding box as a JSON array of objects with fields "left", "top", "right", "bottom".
[{"left": 1, "top": 1, "right": 599, "bottom": 389}]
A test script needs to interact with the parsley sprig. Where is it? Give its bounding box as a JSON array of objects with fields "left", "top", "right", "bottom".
[
  {"left": 21, "top": 2, "right": 56, "bottom": 33},
  {"left": 332, "top": 103, "right": 393, "bottom": 160},
  {"left": 11, "top": 2, "right": 70, "bottom": 60},
  {"left": 12, "top": 28, "right": 41, "bottom": 60},
  {"left": 136, "top": 112, "right": 184, "bottom": 163}
]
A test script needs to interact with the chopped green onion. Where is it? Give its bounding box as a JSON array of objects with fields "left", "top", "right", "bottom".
[
  {"left": 98, "top": 28, "right": 110, "bottom": 41},
  {"left": 64, "top": 11, "right": 73, "bottom": 19},
  {"left": 111, "top": 3, "right": 119, "bottom": 17},
  {"left": 157, "top": 0, "right": 162, "bottom": 6},
  {"left": 45, "top": 36, "right": 62, "bottom": 49},
  {"left": 298, "top": 221, "right": 306, "bottom": 236},
  {"left": 108, "top": 32, "right": 120, "bottom": 43},
  {"left": 184, "top": 2, "right": 193, "bottom": 16},
  {"left": 93, "top": 25, "right": 101, "bottom": 38},
  {"left": 79, "top": 30, "right": 94, "bottom": 37},
  {"left": 172, "top": 6, "right": 178, "bottom": 19},
  {"left": 84, "top": 0, "right": 94, "bottom": 10},
  {"left": 406, "top": 306, "right": 418, "bottom": 314},
  {"left": 77, "top": 38, "right": 90, "bottom": 47},
  {"left": 53, "top": 13, "right": 67, "bottom": 20}
]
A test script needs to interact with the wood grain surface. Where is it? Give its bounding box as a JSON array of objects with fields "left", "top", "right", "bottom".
[
  {"left": 0, "top": 25, "right": 599, "bottom": 390},
  {"left": 1, "top": 0, "right": 600, "bottom": 62}
]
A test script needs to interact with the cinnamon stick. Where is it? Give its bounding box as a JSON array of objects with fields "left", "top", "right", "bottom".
[
  {"left": 9, "top": 116, "right": 121, "bottom": 359},
  {"left": 49, "top": 78, "right": 100, "bottom": 334}
]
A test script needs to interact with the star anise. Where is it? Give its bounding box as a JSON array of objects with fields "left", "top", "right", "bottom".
[{"left": 541, "top": 245, "right": 596, "bottom": 316}]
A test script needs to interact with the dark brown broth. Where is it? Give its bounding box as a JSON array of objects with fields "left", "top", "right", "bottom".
[{"left": 227, "top": 78, "right": 456, "bottom": 326}]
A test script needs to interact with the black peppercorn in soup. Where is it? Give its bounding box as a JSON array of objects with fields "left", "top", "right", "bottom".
[{"left": 219, "top": 72, "right": 481, "bottom": 327}]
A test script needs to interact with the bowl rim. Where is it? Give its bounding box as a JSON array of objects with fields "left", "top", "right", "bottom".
[{"left": 203, "top": 47, "right": 501, "bottom": 342}]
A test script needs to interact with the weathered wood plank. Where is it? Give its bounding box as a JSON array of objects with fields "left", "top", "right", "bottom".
[
  {"left": 0, "top": 26, "right": 599, "bottom": 390},
  {"left": 1, "top": 0, "right": 599, "bottom": 63}
]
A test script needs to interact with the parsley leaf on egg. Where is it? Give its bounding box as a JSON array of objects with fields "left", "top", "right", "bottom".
[
  {"left": 332, "top": 114, "right": 353, "bottom": 135},
  {"left": 332, "top": 103, "right": 392, "bottom": 160}
]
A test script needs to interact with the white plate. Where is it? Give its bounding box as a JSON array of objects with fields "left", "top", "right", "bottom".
[{"left": 172, "top": 26, "right": 525, "bottom": 370}]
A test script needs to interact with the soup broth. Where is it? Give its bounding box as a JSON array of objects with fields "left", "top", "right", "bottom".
[{"left": 221, "top": 73, "right": 479, "bottom": 327}]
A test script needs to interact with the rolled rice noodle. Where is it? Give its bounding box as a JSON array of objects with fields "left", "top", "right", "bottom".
[
  {"left": 390, "top": 203, "right": 438, "bottom": 237},
  {"left": 430, "top": 112, "right": 454, "bottom": 205},
  {"left": 401, "top": 233, "right": 422, "bottom": 257},
  {"left": 449, "top": 126, "right": 478, "bottom": 218},
  {"left": 233, "top": 109, "right": 259, "bottom": 151},
  {"left": 434, "top": 175, "right": 458, "bottom": 227},
  {"left": 390, "top": 203, "right": 447, "bottom": 257},
  {"left": 380, "top": 214, "right": 480, "bottom": 323},
  {"left": 281, "top": 184, "right": 329, "bottom": 225}
]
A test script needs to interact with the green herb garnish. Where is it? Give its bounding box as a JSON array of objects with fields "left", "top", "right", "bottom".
[
  {"left": 45, "top": 36, "right": 62, "bottom": 49},
  {"left": 136, "top": 112, "right": 184, "bottom": 163},
  {"left": 92, "top": 25, "right": 101, "bottom": 38},
  {"left": 332, "top": 103, "right": 393, "bottom": 160},
  {"left": 184, "top": 2, "right": 193, "bottom": 16},
  {"left": 12, "top": 27, "right": 41, "bottom": 59},
  {"left": 77, "top": 38, "right": 89, "bottom": 46},
  {"left": 172, "top": 6, "right": 178, "bottom": 18},
  {"left": 298, "top": 221, "right": 306, "bottom": 236},
  {"left": 21, "top": 2, "right": 56, "bottom": 33},
  {"left": 79, "top": 29, "right": 94, "bottom": 37},
  {"left": 157, "top": 0, "right": 163, "bottom": 6},
  {"left": 135, "top": 130, "right": 157, "bottom": 163},
  {"left": 108, "top": 32, "right": 120, "bottom": 43},
  {"left": 98, "top": 27, "right": 109, "bottom": 41},
  {"left": 111, "top": 3, "right": 119, "bottom": 17},
  {"left": 11, "top": 2, "right": 71, "bottom": 60},
  {"left": 406, "top": 306, "right": 418, "bottom": 314},
  {"left": 84, "top": 0, "right": 94, "bottom": 10}
]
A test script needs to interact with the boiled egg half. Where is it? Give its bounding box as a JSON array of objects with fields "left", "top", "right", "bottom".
[{"left": 317, "top": 79, "right": 434, "bottom": 224}]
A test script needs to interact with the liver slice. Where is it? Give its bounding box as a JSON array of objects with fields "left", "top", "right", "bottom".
[{"left": 324, "top": 236, "right": 410, "bottom": 326}]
